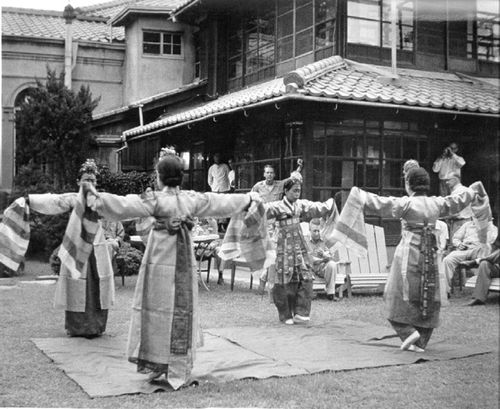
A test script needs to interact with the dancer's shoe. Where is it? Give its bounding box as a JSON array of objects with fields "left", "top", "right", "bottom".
[
  {"left": 400, "top": 330, "right": 420, "bottom": 350},
  {"left": 284, "top": 319, "right": 294, "bottom": 325}
]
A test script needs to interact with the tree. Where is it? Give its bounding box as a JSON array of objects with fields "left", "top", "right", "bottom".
[{"left": 15, "top": 68, "right": 100, "bottom": 190}]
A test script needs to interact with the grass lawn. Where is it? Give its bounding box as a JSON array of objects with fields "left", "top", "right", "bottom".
[{"left": 0, "top": 257, "right": 498, "bottom": 409}]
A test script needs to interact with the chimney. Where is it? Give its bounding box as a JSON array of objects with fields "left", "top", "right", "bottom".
[{"left": 63, "top": 4, "right": 76, "bottom": 89}]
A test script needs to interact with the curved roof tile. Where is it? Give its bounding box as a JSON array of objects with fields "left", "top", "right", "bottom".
[{"left": 123, "top": 56, "right": 499, "bottom": 138}]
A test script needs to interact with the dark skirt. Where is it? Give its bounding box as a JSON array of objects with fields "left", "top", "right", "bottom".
[{"left": 65, "top": 252, "right": 108, "bottom": 337}]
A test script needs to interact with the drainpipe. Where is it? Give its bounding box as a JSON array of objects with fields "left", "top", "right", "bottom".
[{"left": 63, "top": 4, "right": 76, "bottom": 89}]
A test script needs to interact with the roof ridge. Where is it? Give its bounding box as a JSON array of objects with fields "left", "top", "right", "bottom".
[
  {"left": 80, "top": 0, "right": 135, "bottom": 12},
  {"left": 283, "top": 56, "right": 346, "bottom": 89},
  {"left": 1, "top": 7, "right": 63, "bottom": 16}
]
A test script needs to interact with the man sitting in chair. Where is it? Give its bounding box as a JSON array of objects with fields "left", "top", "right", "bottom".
[
  {"left": 443, "top": 219, "right": 497, "bottom": 295},
  {"left": 461, "top": 232, "right": 499, "bottom": 306},
  {"left": 308, "top": 218, "right": 339, "bottom": 301}
]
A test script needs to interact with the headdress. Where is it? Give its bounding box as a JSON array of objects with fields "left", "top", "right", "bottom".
[
  {"left": 78, "top": 159, "right": 99, "bottom": 176},
  {"left": 159, "top": 146, "right": 177, "bottom": 159}
]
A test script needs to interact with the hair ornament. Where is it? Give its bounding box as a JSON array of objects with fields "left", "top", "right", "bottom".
[{"left": 79, "top": 158, "right": 99, "bottom": 176}]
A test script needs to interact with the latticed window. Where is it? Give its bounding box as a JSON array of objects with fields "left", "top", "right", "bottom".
[
  {"left": 143, "top": 31, "right": 182, "bottom": 56},
  {"left": 347, "top": 0, "right": 414, "bottom": 51},
  {"left": 468, "top": 0, "right": 500, "bottom": 62}
]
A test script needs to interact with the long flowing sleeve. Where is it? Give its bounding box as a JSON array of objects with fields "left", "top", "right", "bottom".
[
  {"left": 93, "top": 192, "right": 155, "bottom": 221},
  {"left": 296, "top": 198, "right": 335, "bottom": 221},
  {"left": 193, "top": 192, "right": 250, "bottom": 218},
  {"left": 329, "top": 187, "right": 403, "bottom": 256},
  {"left": 28, "top": 193, "right": 77, "bottom": 215}
]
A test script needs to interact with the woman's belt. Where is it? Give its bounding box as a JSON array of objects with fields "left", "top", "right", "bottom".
[{"left": 278, "top": 216, "right": 300, "bottom": 227}]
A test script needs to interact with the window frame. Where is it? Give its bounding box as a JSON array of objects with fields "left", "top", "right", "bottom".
[{"left": 142, "top": 30, "right": 184, "bottom": 58}]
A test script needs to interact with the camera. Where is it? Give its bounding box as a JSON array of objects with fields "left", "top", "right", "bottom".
[{"left": 443, "top": 147, "right": 453, "bottom": 157}]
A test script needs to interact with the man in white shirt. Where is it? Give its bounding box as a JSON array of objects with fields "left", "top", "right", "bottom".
[
  {"left": 207, "top": 153, "right": 231, "bottom": 193},
  {"left": 443, "top": 219, "right": 497, "bottom": 295},
  {"left": 444, "top": 171, "right": 474, "bottom": 239},
  {"left": 432, "top": 142, "right": 465, "bottom": 196}
]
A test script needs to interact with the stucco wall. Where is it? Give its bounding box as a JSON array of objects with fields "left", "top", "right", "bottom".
[
  {"left": 1, "top": 37, "right": 126, "bottom": 191},
  {"left": 123, "top": 16, "right": 196, "bottom": 104}
]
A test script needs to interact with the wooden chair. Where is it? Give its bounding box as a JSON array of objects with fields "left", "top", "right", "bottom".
[
  {"left": 311, "top": 223, "right": 390, "bottom": 298},
  {"left": 464, "top": 276, "right": 500, "bottom": 292}
]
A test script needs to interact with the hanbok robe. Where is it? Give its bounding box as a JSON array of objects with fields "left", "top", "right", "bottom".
[
  {"left": 264, "top": 197, "right": 336, "bottom": 321},
  {"left": 91, "top": 187, "right": 252, "bottom": 390},
  {"left": 28, "top": 193, "right": 115, "bottom": 337},
  {"left": 265, "top": 197, "right": 336, "bottom": 285},
  {"left": 334, "top": 187, "right": 483, "bottom": 329}
]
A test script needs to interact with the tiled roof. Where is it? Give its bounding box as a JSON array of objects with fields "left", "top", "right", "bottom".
[
  {"left": 81, "top": 0, "right": 188, "bottom": 19},
  {"left": 1, "top": 7, "right": 125, "bottom": 43},
  {"left": 123, "top": 56, "right": 499, "bottom": 138},
  {"left": 93, "top": 79, "right": 207, "bottom": 120}
]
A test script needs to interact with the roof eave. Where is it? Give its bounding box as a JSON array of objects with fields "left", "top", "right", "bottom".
[
  {"left": 110, "top": 7, "right": 174, "bottom": 27},
  {"left": 124, "top": 94, "right": 499, "bottom": 142}
]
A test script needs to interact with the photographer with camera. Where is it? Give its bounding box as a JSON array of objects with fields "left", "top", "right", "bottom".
[{"left": 432, "top": 142, "right": 465, "bottom": 196}]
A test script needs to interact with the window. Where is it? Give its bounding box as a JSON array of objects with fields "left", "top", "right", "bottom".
[
  {"left": 311, "top": 118, "right": 426, "bottom": 201},
  {"left": 227, "top": 6, "right": 276, "bottom": 88},
  {"left": 468, "top": 0, "right": 500, "bottom": 62},
  {"left": 143, "top": 31, "right": 182, "bottom": 56},
  {"left": 348, "top": 0, "right": 414, "bottom": 51}
]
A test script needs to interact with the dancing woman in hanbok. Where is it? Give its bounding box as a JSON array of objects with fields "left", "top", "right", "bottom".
[
  {"left": 332, "top": 168, "right": 489, "bottom": 352},
  {"left": 265, "top": 178, "right": 337, "bottom": 325},
  {"left": 29, "top": 160, "right": 115, "bottom": 338},
  {"left": 83, "top": 150, "right": 261, "bottom": 390}
]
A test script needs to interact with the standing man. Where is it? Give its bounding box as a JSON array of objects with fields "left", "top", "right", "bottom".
[
  {"left": 252, "top": 160, "right": 303, "bottom": 294},
  {"left": 207, "top": 153, "right": 231, "bottom": 194},
  {"left": 207, "top": 153, "right": 231, "bottom": 233},
  {"left": 432, "top": 142, "right": 465, "bottom": 196},
  {"left": 444, "top": 171, "right": 474, "bottom": 239}
]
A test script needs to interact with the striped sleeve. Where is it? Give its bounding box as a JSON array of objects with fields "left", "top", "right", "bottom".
[{"left": 0, "top": 197, "right": 30, "bottom": 273}]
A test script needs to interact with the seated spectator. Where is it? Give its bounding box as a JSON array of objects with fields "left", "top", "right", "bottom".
[
  {"left": 461, "top": 232, "right": 499, "bottom": 306},
  {"left": 308, "top": 218, "right": 339, "bottom": 301},
  {"left": 443, "top": 219, "right": 497, "bottom": 295}
]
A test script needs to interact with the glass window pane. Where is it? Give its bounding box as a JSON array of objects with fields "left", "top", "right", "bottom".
[
  {"left": 143, "top": 43, "right": 161, "bottom": 54},
  {"left": 278, "top": 0, "right": 293, "bottom": 14},
  {"left": 313, "top": 123, "right": 326, "bottom": 155},
  {"left": 316, "top": 0, "right": 337, "bottom": 22},
  {"left": 348, "top": 18, "right": 381, "bottom": 45},
  {"left": 326, "top": 159, "right": 343, "bottom": 186},
  {"left": 259, "top": 43, "right": 275, "bottom": 67},
  {"left": 383, "top": 161, "right": 403, "bottom": 188},
  {"left": 173, "top": 35, "right": 181, "bottom": 45},
  {"left": 402, "top": 138, "right": 418, "bottom": 158},
  {"left": 348, "top": 0, "right": 381, "bottom": 20},
  {"left": 296, "top": 28, "right": 313, "bottom": 56},
  {"left": 296, "top": 3, "right": 313, "bottom": 32},
  {"left": 316, "top": 20, "right": 336, "bottom": 49},
  {"left": 245, "top": 50, "right": 259, "bottom": 74},
  {"left": 246, "top": 29, "right": 259, "bottom": 52},
  {"left": 277, "top": 12, "right": 294, "bottom": 38},
  {"left": 172, "top": 45, "right": 181, "bottom": 54},
  {"left": 313, "top": 157, "right": 325, "bottom": 185},
  {"left": 385, "top": 135, "right": 401, "bottom": 158},
  {"left": 365, "top": 160, "right": 380, "bottom": 187},
  {"left": 163, "top": 43, "right": 172, "bottom": 54},
  {"left": 366, "top": 136, "right": 380, "bottom": 158},
  {"left": 278, "top": 36, "right": 294, "bottom": 61},
  {"left": 382, "top": 23, "right": 414, "bottom": 50},
  {"left": 143, "top": 32, "right": 160, "bottom": 42},
  {"left": 229, "top": 31, "right": 243, "bottom": 58},
  {"left": 297, "top": 0, "right": 312, "bottom": 7},
  {"left": 228, "top": 58, "right": 243, "bottom": 78}
]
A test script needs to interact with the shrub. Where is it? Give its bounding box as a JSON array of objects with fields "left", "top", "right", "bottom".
[
  {"left": 98, "top": 165, "right": 154, "bottom": 195},
  {"left": 115, "top": 243, "right": 144, "bottom": 276}
]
